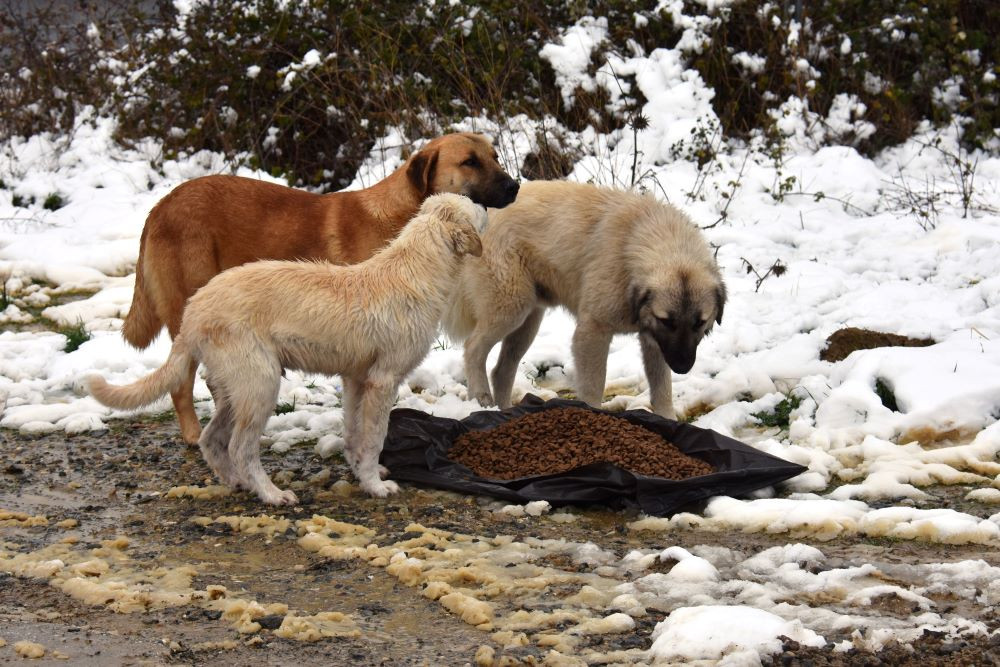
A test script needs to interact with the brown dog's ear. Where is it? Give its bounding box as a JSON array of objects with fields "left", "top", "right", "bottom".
[
  {"left": 714, "top": 282, "right": 727, "bottom": 324},
  {"left": 407, "top": 148, "right": 439, "bottom": 196},
  {"left": 450, "top": 225, "right": 482, "bottom": 258}
]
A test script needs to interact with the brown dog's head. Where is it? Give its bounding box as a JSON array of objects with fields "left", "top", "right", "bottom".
[
  {"left": 419, "top": 193, "right": 485, "bottom": 258},
  {"left": 407, "top": 133, "right": 519, "bottom": 209},
  {"left": 630, "top": 268, "right": 726, "bottom": 375}
]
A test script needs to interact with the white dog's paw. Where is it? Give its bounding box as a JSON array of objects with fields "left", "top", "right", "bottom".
[
  {"left": 361, "top": 478, "right": 400, "bottom": 498},
  {"left": 260, "top": 488, "right": 299, "bottom": 506},
  {"left": 378, "top": 464, "right": 390, "bottom": 480}
]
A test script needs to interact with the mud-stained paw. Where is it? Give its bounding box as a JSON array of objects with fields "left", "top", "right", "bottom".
[
  {"left": 472, "top": 391, "right": 496, "bottom": 407},
  {"left": 361, "top": 478, "right": 400, "bottom": 498}
]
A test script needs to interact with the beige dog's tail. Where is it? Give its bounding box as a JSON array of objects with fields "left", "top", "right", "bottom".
[
  {"left": 87, "top": 343, "right": 193, "bottom": 410},
  {"left": 121, "top": 236, "right": 162, "bottom": 349}
]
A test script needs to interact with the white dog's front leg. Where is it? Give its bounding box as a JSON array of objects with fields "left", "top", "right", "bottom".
[
  {"left": 347, "top": 374, "right": 401, "bottom": 498},
  {"left": 640, "top": 334, "right": 675, "bottom": 419},
  {"left": 571, "top": 321, "right": 613, "bottom": 408}
]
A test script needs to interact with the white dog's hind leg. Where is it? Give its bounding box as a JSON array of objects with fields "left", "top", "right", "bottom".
[
  {"left": 571, "top": 320, "right": 614, "bottom": 408},
  {"left": 490, "top": 307, "right": 545, "bottom": 408},
  {"left": 348, "top": 374, "right": 400, "bottom": 497},
  {"left": 639, "top": 335, "right": 676, "bottom": 419},
  {"left": 197, "top": 395, "right": 241, "bottom": 488},
  {"left": 228, "top": 372, "right": 297, "bottom": 506}
]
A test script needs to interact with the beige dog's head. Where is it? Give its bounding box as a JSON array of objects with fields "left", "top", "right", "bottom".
[
  {"left": 406, "top": 133, "right": 519, "bottom": 209},
  {"left": 630, "top": 267, "right": 726, "bottom": 375},
  {"left": 419, "top": 193, "right": 485, "bottom": 258}
]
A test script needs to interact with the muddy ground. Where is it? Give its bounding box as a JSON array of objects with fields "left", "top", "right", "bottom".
[{"left": 2, "top": 417, "right": 999, "bottom": 666}]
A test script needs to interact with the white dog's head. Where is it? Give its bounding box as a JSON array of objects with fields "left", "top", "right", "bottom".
[{"left": 420, "top": 193, "right": 486, "bottom": 257}]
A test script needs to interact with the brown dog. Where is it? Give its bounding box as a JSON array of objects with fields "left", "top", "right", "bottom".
[{"left": 121, "top": 133, "right": 518, "bottom": 444}]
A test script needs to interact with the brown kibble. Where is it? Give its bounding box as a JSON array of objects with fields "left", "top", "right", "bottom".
[{"left": 448, "top": 407, "right": 714, "bottom": 480}]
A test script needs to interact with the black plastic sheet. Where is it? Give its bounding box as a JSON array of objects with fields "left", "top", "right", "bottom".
[{"left": 381, "top": 394, "right": 807, "bottom": 516}]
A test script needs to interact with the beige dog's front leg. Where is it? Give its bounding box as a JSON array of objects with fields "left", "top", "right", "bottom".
[
  {"left": 347, "top": 374, "right": 401, "bottom": 498},
  {"left": 571, "top": 321, "right": 613, "bottom": 409},
  {"left": 639, "top": 334, "right": 676, "bottom": 419},
  {"left": 463, "top": 331, "right": 498, "bottom": 407}
]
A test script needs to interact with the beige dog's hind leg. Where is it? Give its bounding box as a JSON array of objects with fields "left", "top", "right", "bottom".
[
  {"left": 570, "top": 319, "right": 614, "bottom": 408},
  {"left": 462, "top": 262, "right": 537, "bottom": 407},
  {"left": 639, "top": 335, "right": 676, "bottom": 419},
  {"left": 347, "top": 373, "right": 400, "bottom": 497},
  {"left": 489, "top": 307, "right": 545, "bottom": 408}
]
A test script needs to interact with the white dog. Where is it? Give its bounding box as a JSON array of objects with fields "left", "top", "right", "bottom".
[{"left": 89, "top": 194, "right": 487, "bottom": 505}]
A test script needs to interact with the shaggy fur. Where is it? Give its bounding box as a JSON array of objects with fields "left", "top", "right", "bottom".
[
  {"left": 122, "top": 132, "right": 518, "bottom": 444},
  {"left": 444, "top": 181, "right": 725, "bottom": 419},
  {"left": 91, "top": 194, "right": 487, "bottom": 505}
]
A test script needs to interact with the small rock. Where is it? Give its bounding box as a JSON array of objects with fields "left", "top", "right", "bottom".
[{"left": 257, "top": 614, "right": 284, "bottom": 630}]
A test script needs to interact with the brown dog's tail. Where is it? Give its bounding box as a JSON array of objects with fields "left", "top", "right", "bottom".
[
  {"left": 87, "top": 343, "right": 193, "bottom": 410},
  {"left": 121, "top": 232, "right": 162, "bottom": 349}
]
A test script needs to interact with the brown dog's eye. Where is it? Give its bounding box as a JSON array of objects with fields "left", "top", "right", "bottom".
[
  {"left": 657, "top": 316, "right": 677, "bottom": 331},
  {"left": 462, "top": 156, "right": 479, "bottom": 168},
  {"left": 693, "top": 318, "right": 706, "bottom": 330}
]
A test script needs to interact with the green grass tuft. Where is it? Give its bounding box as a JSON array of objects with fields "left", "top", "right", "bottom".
[
  {"left": 60, "top": 320, "right": 91, "bottom": 353},
  {"left": 43, "top": 193, "right": 65, "bottom": 210},
  {"left": 752, "top": 394, "right": 803, "bottom": 429}
]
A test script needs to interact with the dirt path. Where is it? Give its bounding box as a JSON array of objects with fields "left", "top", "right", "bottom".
[{"left": 2, "top": 418, "right": 999, "bottom": 665}]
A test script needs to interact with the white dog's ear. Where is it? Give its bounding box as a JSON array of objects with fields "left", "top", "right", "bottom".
[
  {"left": 450, "top": 224, "right": 483, "bottom": 258},
  {"left": 407, "top": 148, "right": 439, "bottom": 196}
]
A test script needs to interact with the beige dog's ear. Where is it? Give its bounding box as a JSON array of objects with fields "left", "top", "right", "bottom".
[
  {"left": 407, "top": 148, "right": 439, "bottom": 196},
  {"left": 714, "top": 282, "right": 727, "bottom": 324},
  {"left": 450, "top": 224, "right": 483, "bottom": 258}
]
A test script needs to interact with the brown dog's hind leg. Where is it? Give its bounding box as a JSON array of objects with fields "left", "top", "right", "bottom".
[
  {"left": 171, "top": 358, "right": 202, "bottom": 445},
  {"left": 490, "top": 307, "right": 545, "bottom": 408}
]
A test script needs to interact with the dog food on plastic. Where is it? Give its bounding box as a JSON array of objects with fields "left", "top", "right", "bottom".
[{"left": 448, "top": 407, "right": 715, "bottom": 480}]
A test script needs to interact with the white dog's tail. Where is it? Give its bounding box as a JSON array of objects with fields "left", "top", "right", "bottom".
[
  {"left": 87, "top": 343, "right": 194, "bottom": 410},
  {"left": 442, "top": 268, "right": 477, "bottom": 342}
]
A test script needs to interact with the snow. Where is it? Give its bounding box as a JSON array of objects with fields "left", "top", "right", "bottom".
[
  {"left": 2, "top": 9, "right": 1000, "bottom": 662},
  {"left": 648, "top": 605, "right": 825, "bottom": 663}
]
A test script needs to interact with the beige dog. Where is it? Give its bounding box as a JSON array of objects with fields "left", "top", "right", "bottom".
[
  {"left": 90, "top": 194, "right": 487, "bottom": 504},
  {"left": 444, "top": 181, "right": 725, "bottom": 418},
  {"left": 123, "top": 133, "right": 518, "bottom": 445}
]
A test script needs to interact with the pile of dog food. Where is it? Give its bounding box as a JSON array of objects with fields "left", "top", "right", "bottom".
[{"left": 448, "top": 407, "right": 715, "bottom": 480}]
